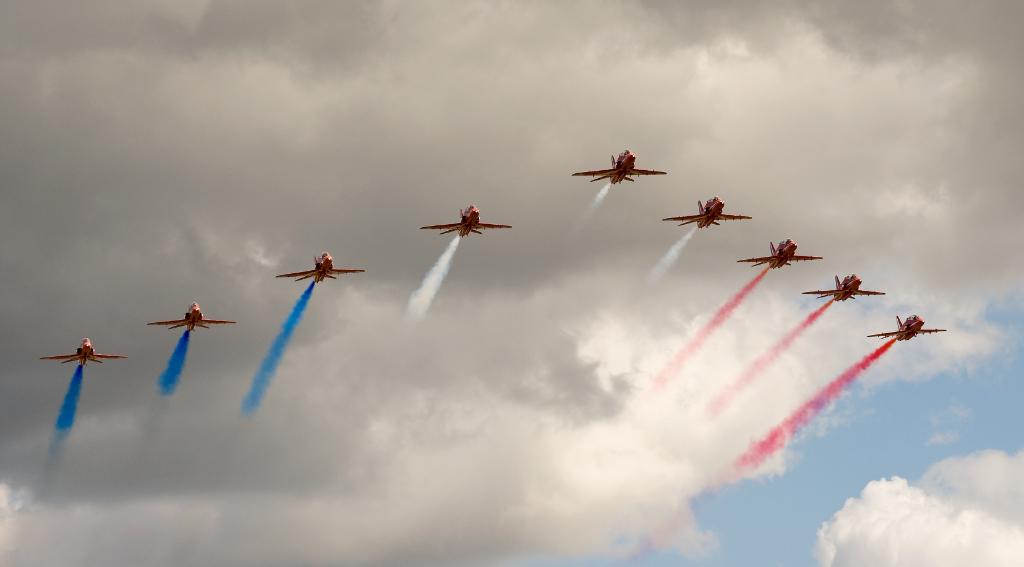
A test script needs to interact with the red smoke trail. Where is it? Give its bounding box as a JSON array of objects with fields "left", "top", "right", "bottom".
[
  {"left": 707, "top": 299, "right": 835, "bottom": 416},
  {"left": 733, "top": 339, "right": 897, "bottom": 473},
  {"left": 653, "top": 268, "right": 770, "bottom": 390}
]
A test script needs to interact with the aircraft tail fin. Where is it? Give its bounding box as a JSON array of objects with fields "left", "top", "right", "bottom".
[
  {"left": 835, "top": 275, "right": 841, "bottom": 289},
  {"left": 896, "top": 315, "right": 903, "bottom": 329},
  {"left": 770, "top": 241, "right": 776, "bottom": 255},
  {"left": 698, "top": 200, "right": 704, "bottom": 214}
]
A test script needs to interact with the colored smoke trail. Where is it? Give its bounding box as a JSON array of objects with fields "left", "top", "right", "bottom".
[
  {"left": 589, "top": 182, "right": 612, "bottom": 211},
  {"left": 407, "top": 234, "right": 461, "bottom": 320},
  {"left": 157, "top": 330, "right": 191, "bottom": 397},
  {"left": 47, "top": 365, "right": 84, "bottom": 461},
  {"left": 733, "top": 339, "right": 897, "bottom": 473},
  {"left": 707, "top": 299, "right": 835, "bottom": 416},
  {"left": 241, "top": 282, "right": 315, "bottom": 416},
  {"left": 648, "top": 227, "right": 698, "bottom": 283},
  {"left": 653, "top": 268, "right": 770, "bottom": 389},
  {"left": 572, "top": 183, "right": 613, "bottom": 231}
]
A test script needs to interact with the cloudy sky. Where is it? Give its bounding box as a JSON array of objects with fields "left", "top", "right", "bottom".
[{"left": 1, "top": 1, "right": 1022, "bottom": 566}]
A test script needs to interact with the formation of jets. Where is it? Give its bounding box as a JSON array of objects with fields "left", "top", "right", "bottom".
[
  {"left": 42, "top": 251, "right": 363, "bottom": 366},
  {"left": 40, "top": 148, "right": 946, "bottom": 368}
]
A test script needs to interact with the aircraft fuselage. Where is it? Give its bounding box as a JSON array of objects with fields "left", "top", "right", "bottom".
[
  {"left": 833, "top": 275, "right": 863, "bottom": 301},
  {"left": 608, "top": 153, "right": 637, "bottom": 184},
  {"left": 456, "top": 207, "right": 482, "bottom": 237},
  {"left": 895, "top": 315, "right": 926, "bottom": 340},
  {"left": 312, "top": 254, "right": 335, "bottom": 283},
  {"left": 696, "top": 197, "right": 726, "bottom": 228},
  {"left": 768, "top": 240, "right": 799, "bottom": 269}
]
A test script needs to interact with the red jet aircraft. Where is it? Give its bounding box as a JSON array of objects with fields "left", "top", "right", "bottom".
[
  {"left": 40, "top": 338, "right": 127, "bottom": 366},
  {"left": 663, "top": 196, "right": 752, "bottom": 229},
  {"left": 421, "top": 205, "right": 511, "bottom": 237},
  {"left": 737, "top": 239, "right": 822, "bottom": 269},
  {"left": 572, "top": 150, "right": 667, "bottom": 184},
  {"left": 868, "top": 315, "right": 946, "bottom": 341},
  {"left": 802, "top": 275, "right": 885, "bottom": 302},
  {"left": 148, "top": 303, "right": 236, "bottom": 332},
  {"left": 277, "top": 252, "right": 365, "bottom": 284}
]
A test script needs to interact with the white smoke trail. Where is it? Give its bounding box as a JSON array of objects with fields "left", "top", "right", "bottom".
[
  {"left": 572, "top": 183, "right": 613, "bottom": 233},
  {"left": 589, "top": 182, "right": 612, "bottom": 211},
  {"left": 407, "top": 235, "right": 462, "bottom": 320},
  {"left": 648, "top": 227, "right": 698, "bottom": 283}
]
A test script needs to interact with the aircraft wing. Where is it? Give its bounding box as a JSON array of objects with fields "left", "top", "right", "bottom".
[
  {"left": 276, "top": 269, "right": 316, "bottom": 279},
  {"left": 420, "top": 223, "right": 462, "bottom": 231},
  {"left": 201, "top": 319, "right": 236, "bottom": 325},
  {"left": 867, "top": 331, "right": 902, "bottom": 338},
  {"left": 40, "top": 354, "right": 79, "bottom": 361},
  {"left": 718, "top": 214, "right": 753, "bottom": 220},
  {"left": 93, "top": 354, "right": 127, "bottom": 359},
  {"left": 329, "top": 268, "right": 365, "bottom": 274},
  {"left": 572, "top": 168, "right": 617, "bottom": 177},
  {"left": 662, "top": 214, "right": 704, "bottom": 224},
  {"left": 628, "top": 168, "right": 667, "bottom": 176},
  {"left": 147, "top": 319, "right": 187, "bottom": 326},
  {"left": 853, "top": 290, "right": 886, "bottom": 296},
  {"left": 736, "top": 256, "right": 773, "bottom": 266},
  {"left": 801, "top": 289, "right": 839, "bottom": 297},
  {"left": 918, "top": 328, "right": 947, "bottom": 334},
  {"left": 789, "top": 255, "right": 823, "bottom": 262},
  {"left": 476, "top": 223, "right": 512, "bottom": 230}
]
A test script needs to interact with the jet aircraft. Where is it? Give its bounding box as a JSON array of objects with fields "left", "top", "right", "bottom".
[
  {"left": 868, "top": 315, "right": 946, "bottom": 341},
  {"left": 148, "top": 303, "right": 236, "bottom": 332},
  {"left": 663, "top": 196, "right": 752, "bottom": 229},
  {"left": 277, "top": 252, "right": 365, "bottom": 284},
  {"left": 572, "top": 150, "right": 667, "bottom": 184},
  {"left": 420, "top": 205, "right": 511, "bottom": 237},
  {"left": 40, "top": 338, "right": 127, "bottom": 366},
  {"left": 737, "top": 239, "right": 822, "bottom": 269},
  {"left": 802, "top": 275, "right": 885, "bottom": 302}
]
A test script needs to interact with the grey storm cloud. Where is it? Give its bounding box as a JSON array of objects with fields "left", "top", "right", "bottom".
[{"left": 0, "top": 1, "right": 1020, "bottom": 566}]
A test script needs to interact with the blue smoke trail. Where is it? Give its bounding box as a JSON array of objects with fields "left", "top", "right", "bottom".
[
  {"left": 47, "top": 365, "right": 84, "bottom": 461},
  {"left": 241, "top": 282, "right": 315, "bottom": 416},
  {"left": 407, "top": 235, "right": 461, "bottom": 320},
  {"left": 157, "top": 330, "right": 191, "bottom": 397},
  {"left": 648, "top": 227, "right": 698, "bottom": 283}
]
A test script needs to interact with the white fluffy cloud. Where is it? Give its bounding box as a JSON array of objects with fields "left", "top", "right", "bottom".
[
  {"left": 816, "top": 450, "right": 1024, "bottom": 567},
  {"left": 0, "top": 485, "right": 14, "bottom": 556},
  {"left": 0, "top": 273, "right": 999, "bottom": 567}
]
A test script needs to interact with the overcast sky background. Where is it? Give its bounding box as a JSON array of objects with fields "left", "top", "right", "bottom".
[{"left": 1, "top": 2, "right": 1022, "bottom": 566}]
